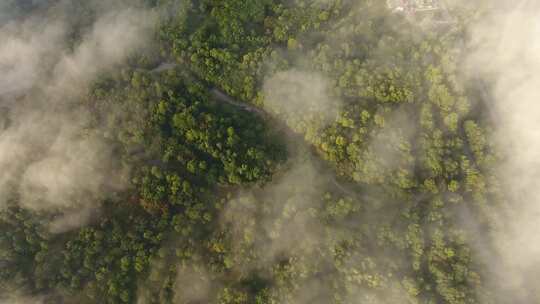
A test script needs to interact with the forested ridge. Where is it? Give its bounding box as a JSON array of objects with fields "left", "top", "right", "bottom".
[{"left": 0, "top": 0, "right": 528, "bottom": 303}]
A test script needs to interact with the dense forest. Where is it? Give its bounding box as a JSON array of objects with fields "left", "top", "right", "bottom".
[{"left": 0, "top": 0, "right": 537, "bottom": 303}]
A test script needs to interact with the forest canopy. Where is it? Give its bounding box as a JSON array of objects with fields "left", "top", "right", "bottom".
[{"left": 0, "top": 0, "right": 537, "bottom": 304}]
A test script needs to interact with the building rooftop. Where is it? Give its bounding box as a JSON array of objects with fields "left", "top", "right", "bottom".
[
  {"left": 387, "top": 0, "right": 441, "bottom": 14},
  {"left": 388, "top": 0, "right": 455, "bottom": 24}
]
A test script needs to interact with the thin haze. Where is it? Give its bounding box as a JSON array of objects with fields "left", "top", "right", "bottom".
[
  {"left": 467, "top": 0, "right": 540, "bottom": 301},
  {"left": 263, "top": 68, "right": 341, "bottom": 126},
  {"left": 0, "top": 3, "right": 155, "bottom": 232},
  {"left": 3, "top": 0, "right": 540, "bottom": 303},
  {"left": 142, "top": 0, "right": 540, "bottom": 302}
]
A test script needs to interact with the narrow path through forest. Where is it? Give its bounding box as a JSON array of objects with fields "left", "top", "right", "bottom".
[
  {"left": 151, "top": 62, "right": 266, "bottom": 115},
  {"left": 150, "top": 61, "right": 364, "bottom": 199}
]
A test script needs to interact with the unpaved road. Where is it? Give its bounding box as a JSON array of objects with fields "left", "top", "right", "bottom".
[
  {"left": 150, "top": 61, "right": 363, "bottom": 199},
  {"left": 151, "top": 62, "right": 266, "bottom": 115}
]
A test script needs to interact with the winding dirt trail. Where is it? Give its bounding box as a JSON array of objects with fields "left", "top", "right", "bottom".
[
  {"left": 151, "top": 62, "right": 266, "bottom": 115},
  {"left": 150, "top": 61, "right": 363, "bottom": 199}
]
